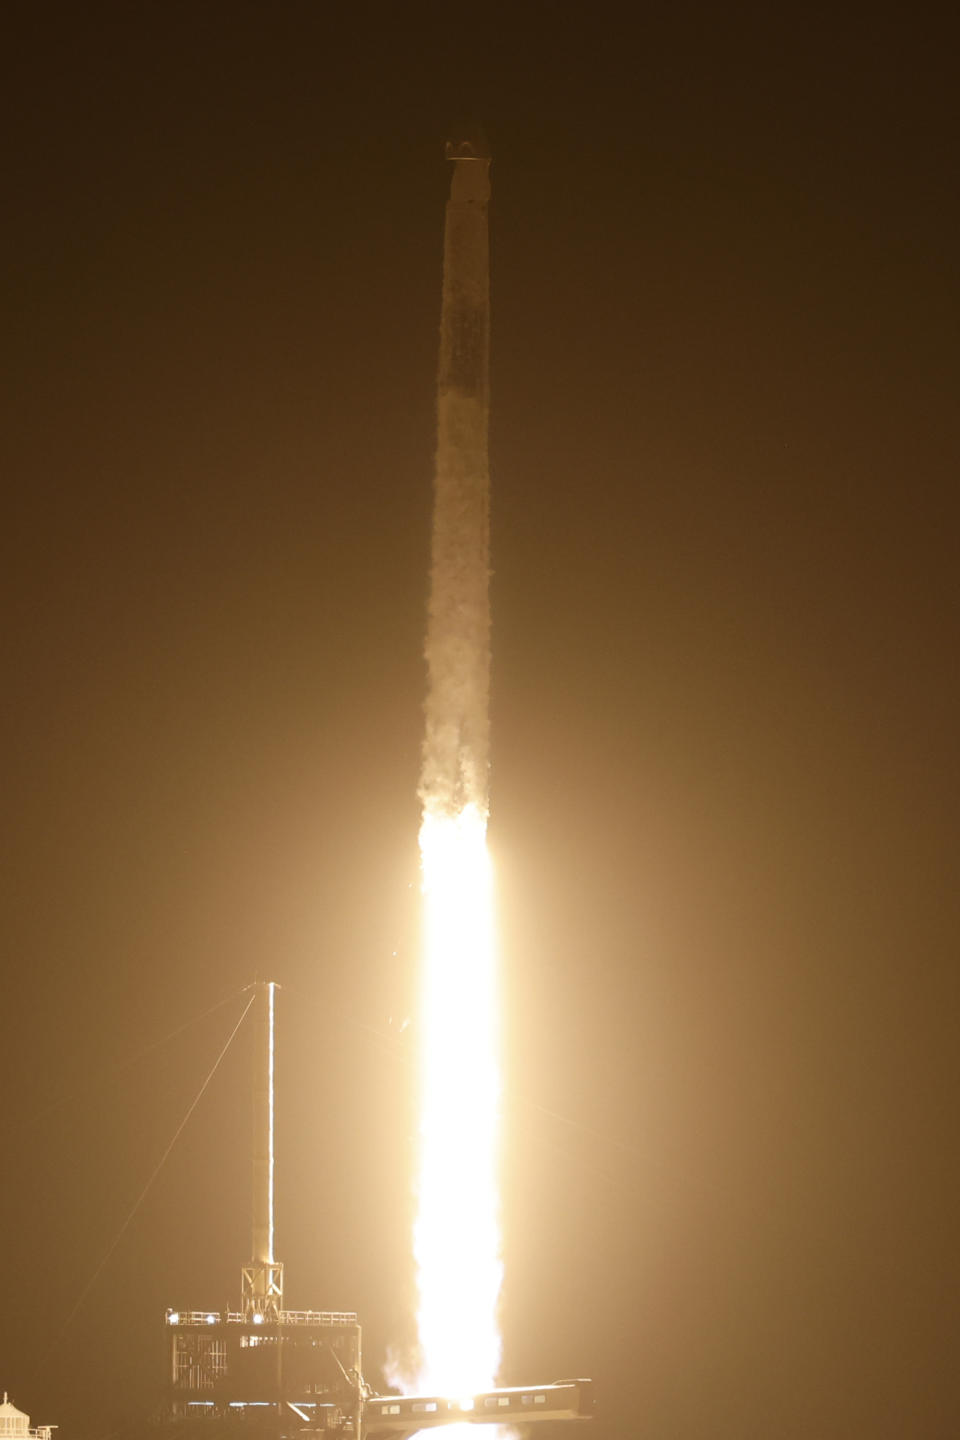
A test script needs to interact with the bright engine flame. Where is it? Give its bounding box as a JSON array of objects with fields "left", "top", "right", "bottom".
[{"left": 414, "top": 803, "right": 501, "bottom": 1396}]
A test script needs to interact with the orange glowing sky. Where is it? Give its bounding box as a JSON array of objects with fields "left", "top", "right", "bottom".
[{"left": 2, "top": 7, "right": 958, "bottom": 1439}]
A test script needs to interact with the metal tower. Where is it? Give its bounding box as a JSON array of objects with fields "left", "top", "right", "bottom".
[
  {"left": 161, "top": 981, "right": 593, "bottom": 1439},
  {"left": 164, "top": 984, "right": 363, "bottom": 1435},
  {"left": 241, "top": 982, "right": 283, "bottom": 1321}
]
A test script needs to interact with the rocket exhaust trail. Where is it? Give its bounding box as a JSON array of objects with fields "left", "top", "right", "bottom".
[
  {"left": 421, "top": 136, "right": 491, "bottom": 823},
  {"left": 411, "top": 134, "right": 501, "bottom": 1402}
]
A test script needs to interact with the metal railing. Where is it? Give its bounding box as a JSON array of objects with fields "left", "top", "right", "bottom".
[
  {"left": 166, "top": 1309, "right": 357, "bottom": 1327},
  {"left": 276, "top": 1310, "right": 358, "bottom": 1326}
]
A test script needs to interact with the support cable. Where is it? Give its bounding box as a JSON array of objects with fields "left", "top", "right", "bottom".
[
  {"left": 48, "top": 988, "right": 257, "bottom": 1354},
  {"left": 8, "top": 983, "right": 254, "bottom": 1137}
]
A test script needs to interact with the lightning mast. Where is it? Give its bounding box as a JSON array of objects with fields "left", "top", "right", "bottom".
[{"left": 242, "top": 982, "right": 283, "bottom": 1320}]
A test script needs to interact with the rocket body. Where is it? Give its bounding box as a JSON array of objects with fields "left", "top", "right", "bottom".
[{"left": 421, "top": 143, "right": 492, "bottom": 819}]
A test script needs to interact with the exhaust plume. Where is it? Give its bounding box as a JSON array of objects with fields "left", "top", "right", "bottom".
[{"left": 408, "top": 136, "right": 501, "bottom": 1404}]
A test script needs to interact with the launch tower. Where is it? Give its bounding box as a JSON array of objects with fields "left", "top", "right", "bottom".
[{"left": 164, "top": 985, "right": 363, "bottom": 1435}]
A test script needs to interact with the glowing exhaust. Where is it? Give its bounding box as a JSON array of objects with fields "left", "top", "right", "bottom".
[{"left": 415, "top": 805, "right": 501, "bottom": 1396}]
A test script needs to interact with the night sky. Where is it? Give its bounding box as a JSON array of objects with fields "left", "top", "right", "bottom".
[{"left": 3, "top": 5, "right": 958, "bottom": 1438}]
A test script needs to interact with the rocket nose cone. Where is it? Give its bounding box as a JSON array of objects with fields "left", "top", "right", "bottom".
[{"left": 445, "top": 126, "right": 491, "bottom": 161}]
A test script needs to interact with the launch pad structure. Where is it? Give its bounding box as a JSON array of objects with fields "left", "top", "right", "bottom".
[
  {"left": 163, "top": 982, "right": 364, "bottom": 1437},
  {"left": 163, "top": 984, "right": 593, "bottom": 1440}
]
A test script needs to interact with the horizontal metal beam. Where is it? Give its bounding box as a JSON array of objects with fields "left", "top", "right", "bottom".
[{"left": 364, "top": 1380, "right": 594, "bottom": 1434}]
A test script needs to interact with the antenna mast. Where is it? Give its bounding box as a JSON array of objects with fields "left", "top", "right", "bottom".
[{"left": 241, "top": 981, "right": 283, "bottom": 1319}]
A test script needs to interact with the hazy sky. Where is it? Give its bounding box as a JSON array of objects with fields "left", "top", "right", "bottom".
[{"left": 3, "top": 6, "right": 958, "bottom": 1438}]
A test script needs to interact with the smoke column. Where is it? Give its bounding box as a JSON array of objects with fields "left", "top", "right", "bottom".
[
  {"left": 421, "top": 138, "right": 491, "bottom": 822},
  {"left": 412, "top": 135, "right": 501, "bottom": 1400}
]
